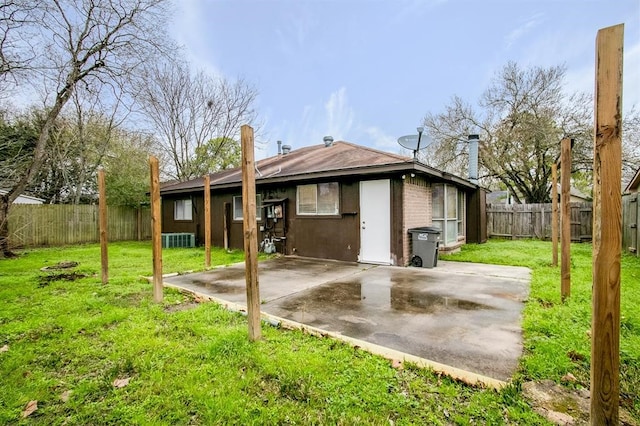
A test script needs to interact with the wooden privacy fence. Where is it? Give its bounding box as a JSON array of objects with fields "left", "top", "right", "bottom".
[
  {"left": 7, "top": 204, "right": 151, "bottom": 248},
  {"left": 622, "top": 193, "right": 639, "bottom": 256},
  {"left": 487, "top": 202, "right": 592, "bottom": 242}
]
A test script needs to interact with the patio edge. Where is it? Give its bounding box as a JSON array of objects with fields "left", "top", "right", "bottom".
[{"left": 162, "top": 280, "right": 508, "bottom": 391}]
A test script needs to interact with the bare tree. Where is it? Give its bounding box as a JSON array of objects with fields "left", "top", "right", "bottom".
[
  {"left": 25, "top": 90, "right": 122, "bottom": 204},
  {"left": 0, "top": 0, "right": 39, "bottom": 90},
  {"left": 135, "top": 60, "right": 259, "bottom": 181},
  {"left": 0, "top": 0, "right": 171, "bottom": 256},
  {"left": 422, "top": 62, "right": 593, "bottom": 203},
  {"left": 623, "top": 107, "right": 640, "bottom": 186}
]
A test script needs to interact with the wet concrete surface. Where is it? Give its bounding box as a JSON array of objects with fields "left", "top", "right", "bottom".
[{"left": 164, "top": 257, "right": 530, "bottom": 381}]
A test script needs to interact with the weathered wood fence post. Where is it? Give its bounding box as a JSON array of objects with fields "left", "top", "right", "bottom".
[
  {"left": 591, "top": 23, "right": 623, "bottom": 425},
  {"left": 149, "top": 156, "right": 163, "bottom": 303},
  {"left": 204, "top": 174, "right": 211, "bottom": 269},
  {"left": 560, "top": 137, "right": 572, "bottom": 301},
  {"left": 552, "top": 163, "right": 558, "bottom": 266},
  {"left": 241, "top": 125, "right": 261, "bottom": 341},
  {"left": 98, "top": 168, "right": 108, "bottom": 285}
]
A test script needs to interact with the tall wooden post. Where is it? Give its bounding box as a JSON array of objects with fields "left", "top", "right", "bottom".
[
  {"left": 551, "top": 163, "right": 559, "bottom": 267},
  {"left": 591, "top": 23, "right": 623, "bottom": 425},
  {"left": 149, "top": 156, "right": 163, "bottom": 303},
  {"left": 241, "top": 125, "right": 261, "bottom": 341},
  {"left": 98, "top": 168, "right": 108, "bottom": 285},
  {"left": 204, "top": 174, "right": 211, "bottom": 269},
  {"left": 560, "top": 138, "right": 571, "bottom": 301}
]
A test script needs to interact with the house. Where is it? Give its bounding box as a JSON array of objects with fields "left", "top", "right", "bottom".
[
  {"left": 624, "top": 167, "right": 640, "bottom": 194},
  {"left": 159, "top": 139, "right": 487, "bottom": 265},
  {"left": 557, "top": 184, "right": 591, "bottom": 203},
  {"left": 0, "top": 189, "right": 44, "bottom": 204},
  {"left": 623, "top": 167, "right": 640, "bottom": 256},
  {"left": 486, "top": 190, "right": 518, "bottom": 205},
  {"left": 488, "top": 185, "right": 590, "bottom": 205}
]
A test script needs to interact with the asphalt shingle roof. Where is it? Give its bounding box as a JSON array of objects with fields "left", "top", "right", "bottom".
[{"left": 161, "top": 141, "right": 475, "bottom": 195}]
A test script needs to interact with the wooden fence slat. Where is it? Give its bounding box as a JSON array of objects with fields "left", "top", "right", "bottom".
[
  {"left": 7, "top": 204, "right": 152, "bottom": 248},
  {"left": 486, "top": 202, "right": 592, "bottom": 241}
]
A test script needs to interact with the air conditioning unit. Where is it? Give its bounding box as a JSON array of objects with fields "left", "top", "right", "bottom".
[{"left": 161, "top": 233, "right": 195, "bottom": 248}]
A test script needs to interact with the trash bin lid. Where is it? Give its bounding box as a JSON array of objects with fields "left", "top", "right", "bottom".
[{"left": 408, "top": 226, "right": 441, "bottom": 234}]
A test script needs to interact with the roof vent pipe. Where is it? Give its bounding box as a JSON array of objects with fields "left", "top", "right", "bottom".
[
  {"left": 323, "top": 136, "right": 334, "bottom": 147},
  {"left": 277, "top": 140, "right": 282, "bottom": 155},
  {"left": 468, "top": 134, "right": 479, "bottom": 184},
  {"left": 282, "top": 144, "right": 292, "bottom": 155}
]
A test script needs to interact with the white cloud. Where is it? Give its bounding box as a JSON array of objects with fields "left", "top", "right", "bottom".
[
  {"left": 325, "top": 87, "right": 354, "bottom": 140},
  {"left": 267, "top": 87, "right": 357, "bottom": 154},
  {"left": 275, "top": 6, "right": 313, "bottom": 57},
  {"left": 504, "top": 13, "right": 544, "bottom": 49},
  {"left": 364, "top": 126, "right": 398, "bottom": 150},
  {"left": 169, "top": 0, "right": 224, "bottom": 79}
]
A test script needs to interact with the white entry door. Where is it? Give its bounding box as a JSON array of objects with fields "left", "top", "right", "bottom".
[{"left": 359, "top": 179, "right": 391, "bottom": 264}]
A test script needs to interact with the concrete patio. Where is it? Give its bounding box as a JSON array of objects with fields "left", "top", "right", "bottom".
[{"left": 163, "top": 257, "right": 531, "bottom": 383}]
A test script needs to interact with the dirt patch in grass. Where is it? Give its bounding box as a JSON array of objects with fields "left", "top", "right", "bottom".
[
  {"left": 164, "top": 301, "right": 201, "bottom": 313},
  {"left": 40, "top": 261, "right": 79, "bottom": 271},
  {"left": 523, "top": 380, "right": 637, "bottom": 426},
  {"left": 38, "top": 272, "right": 90, "bottom": 286}
]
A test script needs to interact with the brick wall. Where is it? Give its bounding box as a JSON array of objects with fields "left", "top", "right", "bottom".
[{"left": 402, "top": 176, "right": 431, "bottom": 265}]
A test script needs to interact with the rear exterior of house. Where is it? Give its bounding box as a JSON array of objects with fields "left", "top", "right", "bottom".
[
  {"left": 623, "top": 167, "right": 640, "bottom": 256},
  {"left": 160, "top": 141, "right": 486, "bottom": 265}
]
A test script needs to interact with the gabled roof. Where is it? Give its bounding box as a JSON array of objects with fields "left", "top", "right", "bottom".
[
  {"left": 624, "top": 167, "right": 640, "bottom": 193},
  {"left": 0, "top": 189, "right": 45, "bottom": 204},
  {"left": 161, "top": 141, "right": 476, "bottom": 195}
]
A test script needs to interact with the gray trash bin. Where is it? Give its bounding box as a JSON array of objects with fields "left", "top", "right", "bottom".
[{"left": 408, "top": 226, "right": 441, "bottom": 268}]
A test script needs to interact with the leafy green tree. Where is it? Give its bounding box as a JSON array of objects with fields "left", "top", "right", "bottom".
[
  {"left": 103, "top": 130, "right": 155, "bottom": 207},
  {"left": 192, "top": 137, "right": 241, "bottom": 177},
  {"left": 0, "top": 109, "right": 39, "bottom": 191}
]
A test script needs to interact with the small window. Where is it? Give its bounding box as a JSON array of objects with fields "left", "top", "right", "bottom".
[
  {"left": 457, "top": 191, "right": 465, "bottom": 237},
  {"left": 233, "top": 195, "right": 262, "bottom": 221},
  {"left": 297, "top": 183, "right": 339, "bottom": 215},
  {"left": 174, "top": 199, "right": 193, "bottom": 221}
]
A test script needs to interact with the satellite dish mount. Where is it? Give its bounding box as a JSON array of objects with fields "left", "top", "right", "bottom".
[{"left": 397, "top": 127, "right": 432, "bottom": 159}]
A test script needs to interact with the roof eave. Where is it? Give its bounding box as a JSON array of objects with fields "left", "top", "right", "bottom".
[
  {"left": 624, "top": 168, "right": 640, "bottom": 193},
  {"left": 160, "top": 161, "right": 477, "bottom": 195}
]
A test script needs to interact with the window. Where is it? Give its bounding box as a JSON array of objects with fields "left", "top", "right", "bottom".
[
  {"left": 457, "top": 191, "right": 466, "bottom": 236},
  {"left": 233, "top": 195, "right": 262, "bottom": 221},
  {"left": 432, "top": 183, "right": 465, "bottom": 245},
  {"left": 174, "top": 199, "right": 193, "bottom": 221},
  {"left": 297, "top": 183, "right": 339, "bottom": 215}
]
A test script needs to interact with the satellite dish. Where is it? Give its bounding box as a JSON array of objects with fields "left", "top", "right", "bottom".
[
  {"left": 398, "top": 135, "right": 420, "bottom": 151},
  {"left": 397, "top": 130, "right": 432, "bottom": 158}
]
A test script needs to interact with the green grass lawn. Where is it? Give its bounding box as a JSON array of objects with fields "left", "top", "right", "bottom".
[
  {"left": 0, "top": 240, "right": 637, "bottom": 424},
  {"left": 446, "top": 239, "right": 640, "bottom": 421}
]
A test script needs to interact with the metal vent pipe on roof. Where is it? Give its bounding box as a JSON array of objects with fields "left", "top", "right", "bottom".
[
  {"left": 468, "top": 134, "right": 479, "bottom": 184},
  {"left": 277, "top": 140, "right": 282, "bottom": 155},
  {"left": 282, "top": 144, "right": 292, "bottom": 154},
  {"left": 323, "top": 136, "right": 334, "bottom": 147}
]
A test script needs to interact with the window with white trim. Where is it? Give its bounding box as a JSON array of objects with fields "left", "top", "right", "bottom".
[
  {"left": 174, "top": 199, "right": 193, "bottom": 221},
  {"left": 233, "top": 195, "right": 262, "bottom": 221},
  {"left": 457, "top": 191, "right": 466, "bottom": 236},
  {"left": 432, "top": 183, "right": 465, "bottom": 245},
  {"left": 297, "top": 183, "right": 339, "bottom": 215}
]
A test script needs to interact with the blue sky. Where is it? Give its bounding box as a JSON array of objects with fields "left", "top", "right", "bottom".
[{"left": 171, "top": 0, "right": 640, "bottom": 158}]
